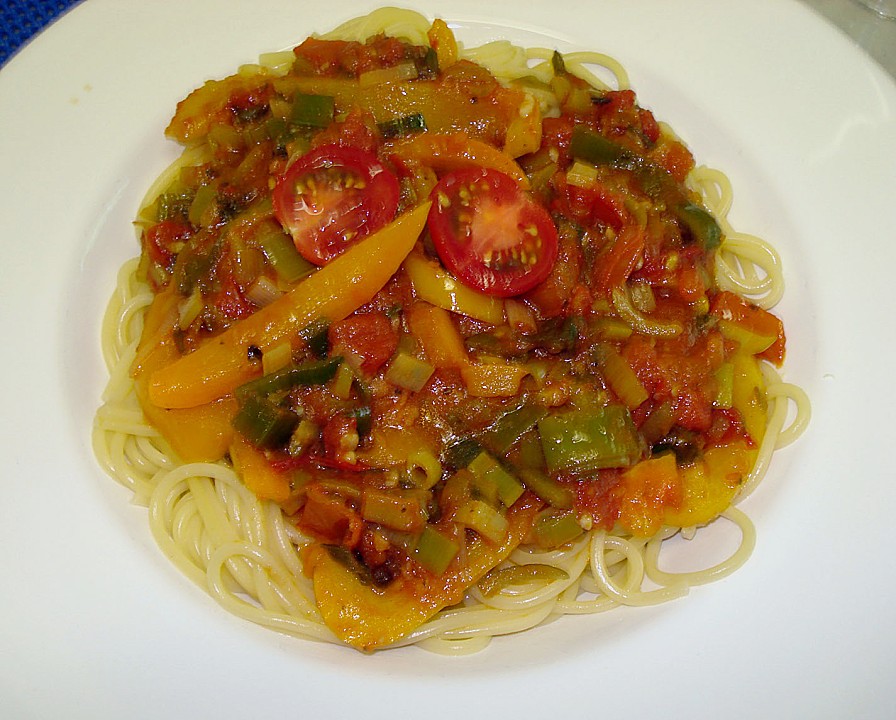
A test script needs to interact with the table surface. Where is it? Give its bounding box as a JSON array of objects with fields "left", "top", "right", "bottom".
[{"left": 1, "top": 0, "right": 895, "bottom": 78}]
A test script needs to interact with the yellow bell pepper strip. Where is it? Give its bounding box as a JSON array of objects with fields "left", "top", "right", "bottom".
[
  {"left": 229, "top": 435, "right": 292, "bottom": 503},
  {"left": 132, "top": 287, "right": 236, "bottom": 462},
  {"left": 166, "top": 70, "right": 272, "bottom": 144},
  {"left": 614, "top": 453, "right": 681, "bottom": 537},
  {"left": 663, "top": 442, "right": 756, "bottom": 529},
  {"left": 405, "top": 301, "right": 469, "bottom": 370},
  {"left": 502, "top": 94, "right": 543, "bottom": 158},
  {"left": 300, "top": 494, "right": 541, "bottom": 651},
  {"left": 460, "top": 361, "right": 529, "bottom": 398},
  {"left": 272, "top": 61, "right": 535, "bottom": 152},
  {"left": 404, "top": 297, "right": 528, "bottom": 397},
  {"left": 135, "top": 341, "right": 238, "bottom": 463},
  {"left": 427, "top": 18, "right": 458, "bottom": 71},
  {"left": 730, "top": 351, "right": 768, "bottom": 446},
  {"left": 148, "top": 202, "right": 430, "bottom": 409},
  {"left": 404, "top": 252, "right": 505, "bottom": 324},
  {"left": 387, "top": 132, "right": 530, "bottom": 188}
]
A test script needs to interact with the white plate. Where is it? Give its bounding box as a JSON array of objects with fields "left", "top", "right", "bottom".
[{"left": 2, "top": 0, "right": 895, "bottom": 717}]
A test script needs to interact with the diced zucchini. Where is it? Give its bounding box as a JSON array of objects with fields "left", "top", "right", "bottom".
[{"left": 516, "top": 467, "right": 575, "bottom": 509}]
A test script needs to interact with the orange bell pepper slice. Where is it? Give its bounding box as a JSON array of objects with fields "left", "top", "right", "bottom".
[
  {"left": 301, "top": 494, "right": 541, "bottom": 651},
  {"left": 427, "top": 19, "right": 457, "bottom": 70},
  {"left": 388, "top": 131, "right": 529, "bottom": 188},
  {"left": 711, "top": 290, "right": 786, "bottom": 366},
  {"left": 229, "top": 435, "right": 292, "bottom": 503},
  {"left": 132, "top": 287, "right": 236, "bottom": 463}
]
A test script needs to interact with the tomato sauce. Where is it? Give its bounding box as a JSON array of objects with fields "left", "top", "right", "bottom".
[{"left": 137, "top": 26, "right": 784, "bottom": 643}]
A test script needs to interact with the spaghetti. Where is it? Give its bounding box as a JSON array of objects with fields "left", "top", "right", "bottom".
[{"left": 93, "top": 8, "right": 809, "bottom": 654}]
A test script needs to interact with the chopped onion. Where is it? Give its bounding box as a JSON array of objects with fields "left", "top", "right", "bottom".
[{"left": 246, "top": 276, "right": 283, "bottom": 307}]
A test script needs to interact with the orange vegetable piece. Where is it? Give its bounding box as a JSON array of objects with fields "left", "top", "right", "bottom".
[
  {"left": 664, "top": 442, "right": 756, "bottom": 529},
  {"left": 132, "top": 288, "right": 236, "bottom": 463},
  {"left": 427, "top": 19, "right": 458, "bottom": 70},
  {"left": 166, "top": 72, "right": 272, "bottom": 144},
  {"left": 405, "top": 301, "right": 469, "bottom": 370},
  {"left": 301, "top": 494, "right": 541, "bottom": 651},
  {"left": 711, "top": 291, "right": 786, "bottom": 365},
  {"left": 615, "top": 453, "right": 682, "bottom": 537},
  {"left": 228, "top": 435, "right": 291, "bottom": 503},
  {"left": 388, "top": 132, "right": 529, "bottom": 187},
  {"left": 460, "top": 362, "right": 530, "bottom": 398}
]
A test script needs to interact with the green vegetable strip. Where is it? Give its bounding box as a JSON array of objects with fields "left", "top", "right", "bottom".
[
  {"left": 235, "top": 356, "right": 342, "bottom": 400},
  {"left": 291, "top": 93, "right": 335, "bottom": 128},
  {"left": 594, "top": 343, "right": 649, "bottom": 410},
  {"left": 385, "top": 352, "right": 434, "bottom": 392},
  {"left": 676, "top": 202, "right": 722, "bottom": 250},
  {"left": 232, "top": 395, "right": 298, "bottom": 448},
  {"left": 570, "top": 124, "right": 629, "bottom": 166},
  {"left": 538, "top": 406, "right": 642, "bottom": 473},
  {"left": 516, "top": 467, "right": 575, "bottom": 509},
  {"left": 551, "top": 50, "right": 567, "bottom": 76},
  {"left": 298, "top": 318, "right": 330, "bottom": 358},
  {"left": 468, "top": 451, "right": 525, "bottom": 508},
  {"left": 156, "top": 190, "right": 194, "bottom": 222},
  {"left": 377, "top": 113, "right": 428, "bottom": 139},
  {"left": 361, "top": 490, "right": 425, "bottom": 532},
  {"left": 534, "top": 510, "right": 584, "bottom": 548},
  {"left": 479, "top": 402, "right": 549, "bottom": 457},
  {"left": 478, "top": 564, "right": 570, "bottom": 597},
  {"left": 445, "top": 439, "right": 483, "bottom": 470},
  {"left": 714, "top": 363, "right": 734, "bottom": 409}
]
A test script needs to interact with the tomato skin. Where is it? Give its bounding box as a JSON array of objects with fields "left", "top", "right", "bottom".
[
  {"left": 272, "top": 144, "right": 400, "bottom": 266},
  {"left": 551, "top": 171, "right": 626, "bottom": 230},
  {"left": 293, "top": 36, "right": 413, "bottom": 77},
  {"left": 328, "top": 311, "right": 398, "bottom": 375},
  {"left": 427, "top": 167, "right": 559, "bottom": 298},
  {"left": 144, "top": 220, "right": 192, "bottom": 270}
]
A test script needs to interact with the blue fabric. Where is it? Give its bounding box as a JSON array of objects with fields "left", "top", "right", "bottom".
[{"left": 1, "top": 0, "right": 82, "bottom": 67}]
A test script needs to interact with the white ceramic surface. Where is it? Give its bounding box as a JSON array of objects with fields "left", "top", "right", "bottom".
[{"left": 2, "top": 1, "right": 895, "bottom": 718}]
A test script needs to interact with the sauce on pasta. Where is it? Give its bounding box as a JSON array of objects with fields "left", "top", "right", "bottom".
[{"left": 93, "top": 8, "right": 809, "bottom": 653}]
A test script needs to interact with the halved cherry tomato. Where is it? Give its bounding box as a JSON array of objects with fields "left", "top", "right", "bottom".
[
  {"left": 272, "top": 144, "right": 400, "bottom": 266},
  {"left": 427, "top": 167, "right": 558, "bottom": 298}
]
